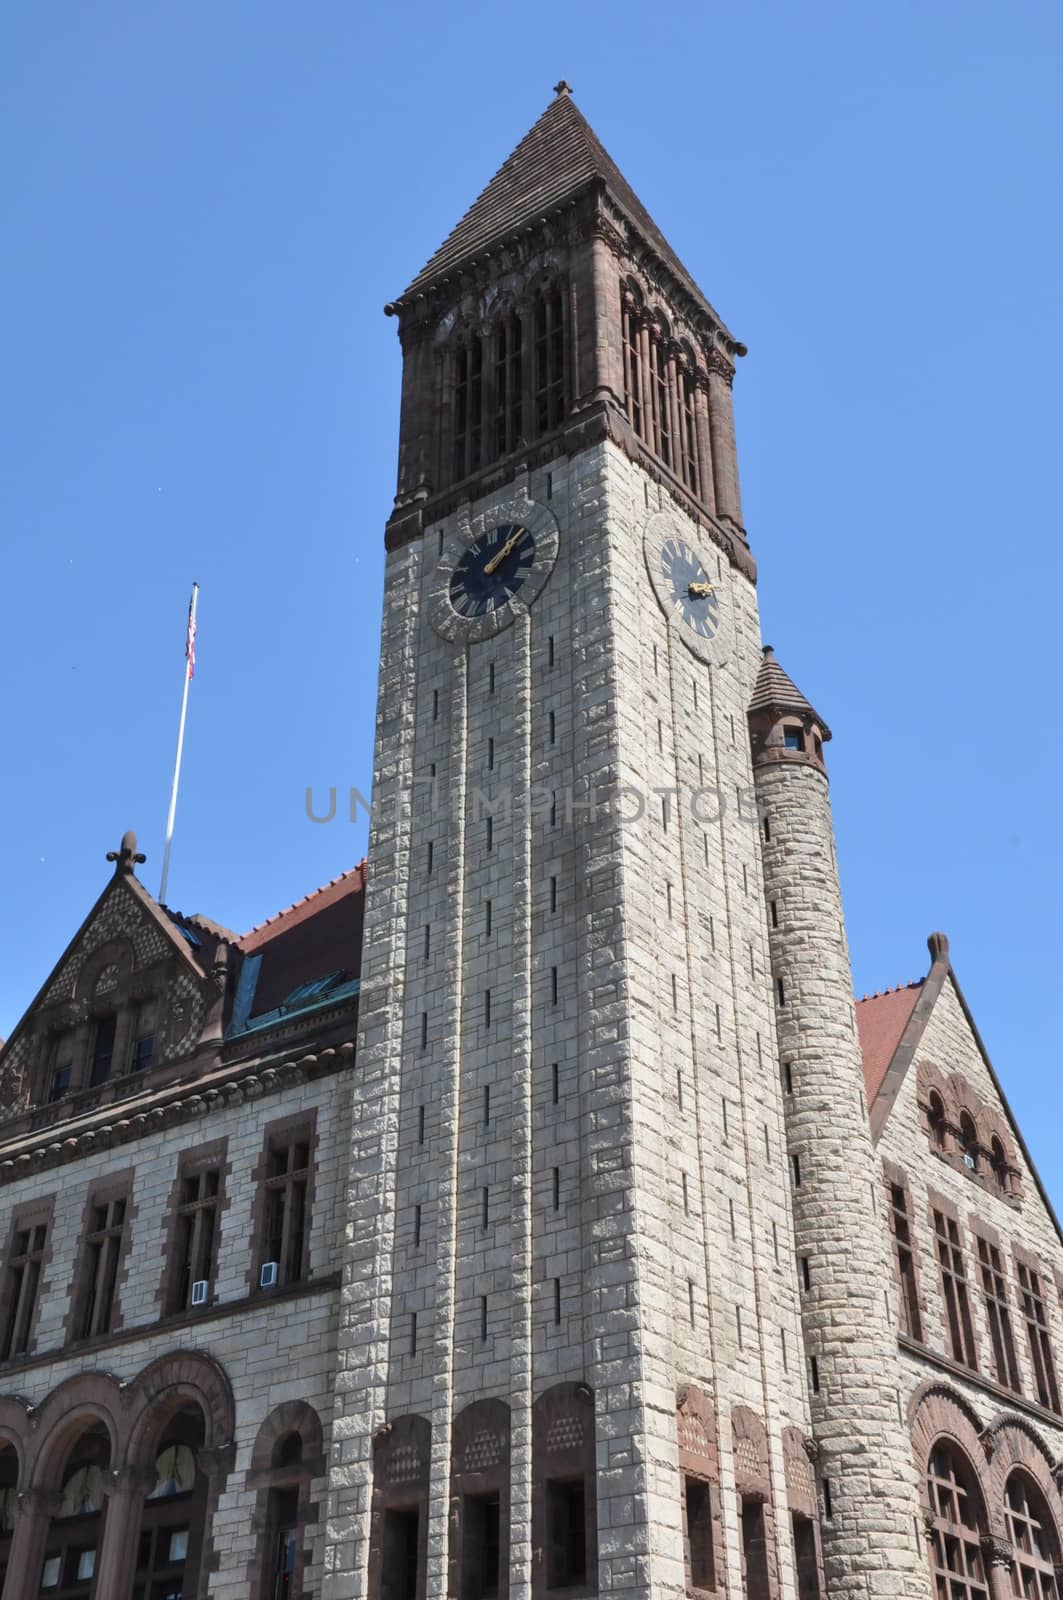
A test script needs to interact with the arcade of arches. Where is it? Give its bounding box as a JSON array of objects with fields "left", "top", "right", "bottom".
[
  {"left": 0, "top": 1353, "right": 320, "bottom": 1600},
  {"left": 913, "top": 1383, "right": 1063, "bottom": 1598}
]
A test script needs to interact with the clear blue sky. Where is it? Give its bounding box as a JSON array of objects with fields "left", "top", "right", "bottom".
[{"left": 3, "top": 3, "right": 1061, "bottom": 1187}]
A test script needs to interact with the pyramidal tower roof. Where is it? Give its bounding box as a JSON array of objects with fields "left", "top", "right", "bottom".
[
  {"left": 748, "top": 646, "right": 831, "bottom": 738},
  {"left": 401, "top": 83, "right": 726, "bottom": 326}
]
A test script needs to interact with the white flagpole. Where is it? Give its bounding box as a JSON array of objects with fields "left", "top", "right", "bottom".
[{"left": 158, "top": 582, "right": 199, "bottom": 905}]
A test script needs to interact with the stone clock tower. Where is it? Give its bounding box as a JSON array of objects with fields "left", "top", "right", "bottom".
[{"left": 323, "top": 86, "right": 926, "bottom": 1600}]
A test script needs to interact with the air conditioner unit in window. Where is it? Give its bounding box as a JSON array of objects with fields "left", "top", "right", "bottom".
[
  {"left": 190, "top": 1279, "right": 209, "bottom": 1307},
  {"left": 963, "top": 1153, "right": 977, "bottom": 1170},
  {"left": 260, "top": 1261, "right": 279, "bottom": 1289}
]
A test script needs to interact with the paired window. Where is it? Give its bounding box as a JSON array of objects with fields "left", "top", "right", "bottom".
[
  {"left": 168, "top": 1159, "right": 223, "bottom": 1314},
  {"left": 75, "top": 1191, "right": 129, "bottom": 1340},
  {"left": 0, "top": 1211, "right": 49, "bottom": 1360},
  {"left": 888, "top": 1183, "right": 923, "bottom": 1341},
  {"left": 258, "top": 1127, "right": 313, "bottom": 1290},
  {"left": 450, "top": 285, "right": 567, "bottom": 485},
  {"left": 1017, "top": 1259, "right": 1061, "bottom": 1413},
  {"left": 932, "top": 1209, "right": 977, "bottom": 1369},
  {"left": 975, "top": 1236, "right": 1020, "bottom": 1391},
  {"left": 621, "top": 296, "right": 702, "bottom": 497}
]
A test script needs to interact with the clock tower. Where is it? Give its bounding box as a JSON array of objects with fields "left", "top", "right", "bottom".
[{"left": 323, "top": 86, "right": 925, "bottom": 1600}]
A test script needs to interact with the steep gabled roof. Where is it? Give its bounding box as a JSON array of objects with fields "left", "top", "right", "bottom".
[
  {"left": 861, "top": 932, "right": 1063, "bottom": 1246},
  {"left": 856, "top": 981, "right": 923, "bottom": 1104},
  {"left": 402, "top": 86, "right": 727, "bottom": 329}
]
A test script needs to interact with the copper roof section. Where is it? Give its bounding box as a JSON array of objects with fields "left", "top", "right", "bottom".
[
  {"left": 856, "top": 982, "right": 923, "bottom": 1103},
  {"left": 748, "top": 646, "right": 831, "bottom": 737},
  {"left": 401, "top": 86, "right": 729, "bottom": 329}
]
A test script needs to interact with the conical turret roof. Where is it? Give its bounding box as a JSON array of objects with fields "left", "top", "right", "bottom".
[
  {"left": 401, "top": 85, "right": 728, "bottom": 329},
  {"left": 748, "top": 646, "right": 831, "bottom": 738}
]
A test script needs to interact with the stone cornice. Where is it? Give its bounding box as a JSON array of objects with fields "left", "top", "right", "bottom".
[{"left": 0, "top": 1042, "right": 356, "bottom": 1186}]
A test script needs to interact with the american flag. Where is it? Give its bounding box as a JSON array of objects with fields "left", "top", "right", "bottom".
[{"left": 185, "top": 590, "right": 197, "bottom": 679}]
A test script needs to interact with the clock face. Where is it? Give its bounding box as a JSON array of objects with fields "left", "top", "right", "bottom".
[
  {"left": 449, "top": 523, "right": 537, "bottom": 618},
  {"left": 661, "top": 537, "right": 721, "bottom": 641}
]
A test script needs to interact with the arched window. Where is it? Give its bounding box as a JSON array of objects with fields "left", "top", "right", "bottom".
[
  {"left": 366, "top": 1413, "right": 429, "bottom": 1600},
  {"left": 39, "top": 1422, "right": 111, "bottom": 1598},
  {"left": 990, "top": 1137, "right": 1009, "bottom": 1193},
  {"left": 533, "top": 285, "right": 566, "bottom": 435},
  {"left": 676, "top": 361, "right": 700, "bottom": 495},
  {"left": 925, "top": 1443, "right": 988, "bottom": 1597},
  {"left": 958, "top": 1113, "right": 979, "bottom": 1171},
  {"left": 531, "top": 1384, "right": 597, "bottom": 1598},
  {"left": 622, "top": 293, "right": 643, "bottom": 436},
  {"left": 1005, "top": 1471, "right": 1061, "bottom": 1597},
  {"left": 928, "top": 1093, "right": 947, "bottom": 1152},
  {"left": 246, "top": 1403, "right": 325, "bottom": 1600},
  {"left": 132, "top": 1407, "right": 209, "bottom": 1598},
  {"left": 451, "top": 1399, "right": 510, "bottom": 1599}
]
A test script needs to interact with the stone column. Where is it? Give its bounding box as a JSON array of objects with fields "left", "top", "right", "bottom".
[
  {"left": 980, "top": 1537, "right": 1014, "bottom": 1600},
  {"left": 2, "top": 1487, "right": 57, "bottom": 1599},
  {"left": 92, "top": 1464, "right": 153, "bottom": 1596},
  {"left": 707, "top": 348, "right": 742, "bottom": 526},
  {"left": 693, "top": 374, "right": 716, "bottom": 514}
]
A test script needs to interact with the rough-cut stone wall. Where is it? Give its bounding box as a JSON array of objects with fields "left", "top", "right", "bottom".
[
  {"left": 877, "top": 975, "right": 1063, "bottom": 1575},
  {"left": 755, "top": 755, "right": 928, "bottom": 1598},
  {"left": 326, "top": 431, "right": 822, "bottom": 1598},
  {"left": 0, "top": 1072, "right": 345, "bottom": 1596}
]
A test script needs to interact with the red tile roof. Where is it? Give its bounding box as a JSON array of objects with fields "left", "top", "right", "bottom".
[
  {"left": 855, "top": 982, "right": 923, "bottom": 1102},
  {"left": 238, "top": 862, "right": 367, "bottom": 1017}
]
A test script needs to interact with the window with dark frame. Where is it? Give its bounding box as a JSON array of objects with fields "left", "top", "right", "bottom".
[
  {"left": 546, "top": 1478, "right": 587, "bottom": 1589},
  {"left": 888, "top": 1184, "right": 923, "bottom": 1341},
  {"left": 129, "top": 1001, "right": 156, "bottom": 1072},
  {"left": 259, "top": 1129, "right": 312, "bottom": 1290},
  {"left": 266, "top": 1485, "right": 299, "bottom": 1599},
  {"left": 449, "top": 284, "right": 567, "bottom": 488},
  {"left": 1017, "top": 1259, "right": 1061, "bottom": 1413},
  {"left": 975, "top": 1236, "right": 1021, "bottom": 1392},
  {"left": 170, "top": 1165, "right": 222, "bottom": 1314},
  {"left": 76, "top": 1193, "right": 128, "bottom": 1340},
  {"left": 1004, "top": 1471, "right": 1063, "bottom": 1596},
  {"left": 45, "top": 1032, "right": 75, "bottom": 1105},
  {"left": 683, "top": 1475, "right": 715, "bottom": 1590},
  {"left": 932, "top": 1209, "right": 978, "bottom": 1369},
  {"left": 791, "top": 1512, "right": 821, "bottom": 1599},
  {"left": 381, "top": 1506, "right": 420, "bottom": 1600},
  {"left": 460, "top": 1492, "right": 501, "bottom": 1600},
  {"left": 926, "top": 1444, "right": 989, "bottom": 1597},
  {"left": 88, "top": 1015, "right": 116, "bottom": 1088},
  {"left": 0, "top": 1216, "right": 48, "bottom": 1360},
  {"left": 740, "top": 1499, "right": 772, "bottom": 1600}
]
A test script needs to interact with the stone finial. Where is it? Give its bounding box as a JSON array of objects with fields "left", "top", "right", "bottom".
[
  {"left": 762, "top": 644, "right": 775, "bottom": 658},
  {"left": 553, "top": 79, "right": 573, "bottom": 97},
  {"left": 106, "top": 830, "right": 146, "bottom": 876},
  {"left": 927, "top": 931, "right": 950, "bottom": 964}
]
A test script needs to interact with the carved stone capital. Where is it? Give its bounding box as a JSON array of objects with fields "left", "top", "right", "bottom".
[
  {"left": 980, "top": 1534, "right": 1013, "bottom": 1569},
  {"left": 706, "top": 346, "right": 735, "bottom": 385}
]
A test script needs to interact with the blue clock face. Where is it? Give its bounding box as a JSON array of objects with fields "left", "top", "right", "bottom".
[
  {"left": 450, "top": 524, "right": 537, "bottom": 617},
  {"left": 661, "top": 537, "right": 721, "bottom": 641}
]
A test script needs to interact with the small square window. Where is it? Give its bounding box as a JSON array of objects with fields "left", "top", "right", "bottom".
[
  {"left": 168, "top": 1528, "right": 190, "bottom": 1563},
  {"left": 41, "top": 1556, "right": 61, "bottom": 1588},
  {"left": 784, "top": 726, "right": 806, "bottom": 752},
  {"left": 76, "top": 1550, "right": 96, "bottom": 1581}
]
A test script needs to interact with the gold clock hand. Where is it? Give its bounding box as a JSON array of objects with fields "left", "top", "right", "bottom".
[
  {"left": 483, "top": 527, "right": 526, "bottom": 576},
  {"left": 688, "top": 580, "right": 715, "bottom": 598}
]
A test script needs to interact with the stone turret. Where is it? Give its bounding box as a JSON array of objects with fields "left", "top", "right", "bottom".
[{"left": 750, "top": 645, "right": 926, "bottom": 1598}]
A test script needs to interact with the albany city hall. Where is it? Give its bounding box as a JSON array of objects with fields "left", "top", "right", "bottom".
[{"left": 1, "top": 86, "right": 1060, "bottom": 1600}]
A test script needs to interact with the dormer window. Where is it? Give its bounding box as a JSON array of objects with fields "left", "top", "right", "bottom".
[
  {"left": 927, "top": 1092, "right": 947, "bottom": 1152},
  {"left": 784, "top": 726, "right": 806, "bottom": 752},
  {"left": 130, "top": 1002, "right": 156, "bottom": 1072},
  {"left": 88, "top": 1016, "right": 116, "bottom": 1089},
  {"left": 990, "top": 1137, "right": 1008, "bottom": 1192}
]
